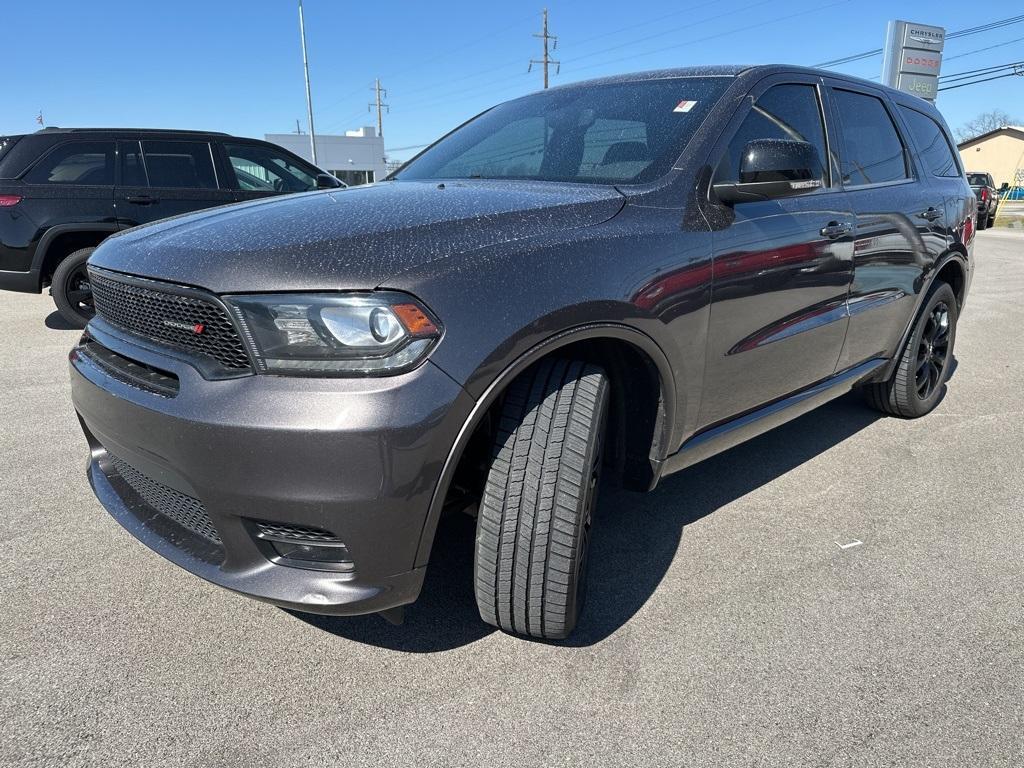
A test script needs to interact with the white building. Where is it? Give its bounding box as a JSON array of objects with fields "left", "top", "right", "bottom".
[{"left": 266, "top": 127, "right": 387, "bottom": 186}]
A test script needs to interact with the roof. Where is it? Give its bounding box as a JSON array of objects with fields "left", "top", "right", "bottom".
[
  {"left": 540, "top": 64, "right": 919, "bottom": 103},
  {"left": 33, "top": 127, "right": 229, "bottom": 137},
  {"left": 957, "top": 125, "right": 1024, "bottom": 149}
]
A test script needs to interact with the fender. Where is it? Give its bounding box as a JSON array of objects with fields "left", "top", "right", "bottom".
[
  {"left": 412, "top": 322, "right": 678, "bottom": 568},
  {"left": 875, "top": 250, "right": 969, "bottom": 382},
  {"left": 30, "top": 223, "right": 121, "bottom": 289}
]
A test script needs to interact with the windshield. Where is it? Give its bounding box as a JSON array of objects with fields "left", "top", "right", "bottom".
[
  {"left": 396, "top": 77, "right": 732, "bottom": 185},
  {"left": 967, "top": 173, "right": 989, "bottom": 186}
]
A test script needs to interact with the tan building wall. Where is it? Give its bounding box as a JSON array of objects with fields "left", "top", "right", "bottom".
[{"left": 958, "top": 130, "right": 1024, "bottom": 189}]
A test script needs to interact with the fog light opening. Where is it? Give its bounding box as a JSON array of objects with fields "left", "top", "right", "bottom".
[{"left": 269, "top": 539, "right": 354, "bottom": 569}]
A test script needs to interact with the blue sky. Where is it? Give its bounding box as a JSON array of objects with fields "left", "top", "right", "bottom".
[{"left": 4, "top": 1, "right": 1022, "bottom": 160}]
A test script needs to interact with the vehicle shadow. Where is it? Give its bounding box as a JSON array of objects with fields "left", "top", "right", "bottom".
[
  {"left": 287, "top": 392, "right": 882, "bottom": 653},
  {"left": 44, "top": 311, "right": 79, "bottom": 331}
]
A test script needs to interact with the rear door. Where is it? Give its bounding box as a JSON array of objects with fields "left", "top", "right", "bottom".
[
  {"left": 825, "top": 84, "right": 948, "bottom": 370},
  {"left": 20, "top": 139, "right": 116, "bottom": 228},
  {"left": 700, "top": 76, "right": 855, "bottom": 427},
  {"left": 218, "top": 140, "right": 319, "bottom": 203},
  {"left": 115, "top": 139, "right": 234, "bottom": 228}
]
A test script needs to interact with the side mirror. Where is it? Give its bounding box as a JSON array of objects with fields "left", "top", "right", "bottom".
[
  {"left": 316, "top": 173, "right": 343, "bottom": 189},
  {"left": 713, "top": 139, "right": 824, "bottom": 205}
]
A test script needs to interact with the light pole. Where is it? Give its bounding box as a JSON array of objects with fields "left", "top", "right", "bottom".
[{"left": 298, "top": 0, "right": 318, "bottom": 164}]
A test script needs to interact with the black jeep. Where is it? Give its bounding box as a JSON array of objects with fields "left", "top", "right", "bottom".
[{"left": 0, "top": 128, "right": 339, "bottom": 327}]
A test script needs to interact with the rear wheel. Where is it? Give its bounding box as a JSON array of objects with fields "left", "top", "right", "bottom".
[
  {"left": 863, "top": 281, "right": 957, "bottom": 418},
  {"left": 987, "top": 212, "right": 996, "bottom": 228},
  {"left": 51, "top": 247, "right": 96, "bottom": 329},
  {"left": 474, "top": 358, "right": 610, "bottom": 640}
]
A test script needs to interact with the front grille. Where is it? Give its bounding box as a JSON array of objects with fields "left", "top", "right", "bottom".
[
  {"left": 89, "top": 269, "right": 252, "bottom": 371},
  {"left": 109, "top": 455, "right": 222, "bottom": 545},
  {"left": 254, "top": 521, "right": 340, "bottom": 543}
]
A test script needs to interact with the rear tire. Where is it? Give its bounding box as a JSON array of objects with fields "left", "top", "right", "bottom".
[
  {"left": 987, "top": 212, "right": 996, "bottom": 228},
  {"left": 51, "top": 247, "right": 96, "bottom": 329},
  {"left": 863, "top": 281, "right": 957, "bottom": 418},
  {"left": 474, "top": 358, "right": 610, "bottom": 640}
]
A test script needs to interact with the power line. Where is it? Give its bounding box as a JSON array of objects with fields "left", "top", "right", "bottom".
[
  {"left": 939, "top": 60, "right": 1024, "bottom": 83},
  {"left": 938, "top": 67, "right": 1024, "bottom": 91},
  {"left": 944, "top": 35, "right": 1024, "bottom": 63},
  {"left": 814, "top": 13, "right": 1024, "bottom": 68}
]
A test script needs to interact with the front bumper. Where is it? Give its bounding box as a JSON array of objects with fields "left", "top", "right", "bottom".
[{"left": 70, "top": 323, "right": 474, "bottom": 616}]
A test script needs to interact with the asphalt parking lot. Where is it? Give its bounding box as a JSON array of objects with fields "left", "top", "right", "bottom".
[{"left": 1, "top": 229, "right": 1021, "bottom": 767}]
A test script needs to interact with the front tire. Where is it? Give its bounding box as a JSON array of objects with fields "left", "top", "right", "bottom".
[
  {"left": 474, "top": 358, "right": 610, "bottom": 640},
  {"left": 51, "top": 247, "right": 96, "bottom": 329},
  {"left": 863, "top": 281, "right": 958, "bottom": 418}
]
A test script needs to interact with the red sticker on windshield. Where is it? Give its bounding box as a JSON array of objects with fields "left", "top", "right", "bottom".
[{"left": 673, "top": 100, "right": 697, "bottom": 113}]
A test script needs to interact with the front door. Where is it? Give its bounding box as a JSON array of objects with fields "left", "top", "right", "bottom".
[
  {"left": 699, "top": 79, "right": 855, "bottom": 428},
  {"left": 114, "top": 139, "right": 234, "bottom": 228}
]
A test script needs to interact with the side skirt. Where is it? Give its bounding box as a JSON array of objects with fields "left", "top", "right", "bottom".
[{"left": 659, "top": 358, "right": 886, "bottom": 478}]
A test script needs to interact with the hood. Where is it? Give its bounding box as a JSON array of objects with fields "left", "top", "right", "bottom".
[{"left": 91, "top": 180, "right": 625, "bottom": 293}]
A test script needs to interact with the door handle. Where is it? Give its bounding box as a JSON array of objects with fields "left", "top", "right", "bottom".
[
  {"left": 820, "top": 221, "right": 853, "bottom": 239},
  {"left": 126, "top": 194, "right": 156, "bottom": 205},
  {"left": 918, "top": 207, "right": 942, "bottom": 221}
]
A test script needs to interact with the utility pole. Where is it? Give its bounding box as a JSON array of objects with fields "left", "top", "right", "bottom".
[
  {"left": 369, "top": 78, "right": 389, "bottom": 139},
  {"left": 529, "top": 8, "right": 559, "bottom": 89},
  {"left": 298, "top": 0, "right": 318, "bottom": 163}
]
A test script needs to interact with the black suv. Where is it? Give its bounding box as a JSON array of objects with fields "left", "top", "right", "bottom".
[
  {"left": 0, "top": 128, "right": 340, "bottom": 327},
  {"left": 70, "top": 66, "right": 974, "bottom": 640}
]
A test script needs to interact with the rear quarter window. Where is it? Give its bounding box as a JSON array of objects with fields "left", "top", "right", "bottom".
[{"left": 24, "top": 140, "right": 116, "bottom": 185}]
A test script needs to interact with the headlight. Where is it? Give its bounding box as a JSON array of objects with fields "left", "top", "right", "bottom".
[{"left": 224, "top": 292, "right": 441, "bottom": 376}]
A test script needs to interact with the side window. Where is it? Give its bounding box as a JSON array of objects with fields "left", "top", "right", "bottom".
[
  {"left": 714, "top": 84, "right": 829, "bottom": 186},
  {"left": 141, "top": 141, "right": 217, "bottom": 189},
  {"left": 119, "top": 141, "right": 147, "bottom": 186},
  {"left": 832, "top": 90, "right": 908, "bottom": 186},
  {"left": 897, "top": 107, "right": 961, "bottom": 178},
  {"left": 223, "top": 143, "right": 317, "bottom": 193},
  {"left": 25, "top": 141, "right": 115, "bottom": 185}
]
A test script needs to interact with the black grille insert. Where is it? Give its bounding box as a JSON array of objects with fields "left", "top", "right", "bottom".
[
  {"left": 89, "top": 268, "right": 252, "bottom": 371},
  {"left": 77, "top": 339, "right": 179, "bottom": 396},
  {"left": 254, "top": 521, "right": 341, "bottom": 543},
  {"left": 109, "top": 455, "right": 222, "bottom": 546}
]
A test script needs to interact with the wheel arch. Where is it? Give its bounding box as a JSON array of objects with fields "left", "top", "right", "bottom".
[
  {"left": 32, "top": 224, "right": 119, "bottom": 289},
  {"left": 876, "top": 251, "right": 968, "bottom": 383},
  {"left": 413, "top": 323, "right": 678, "bottom": 568}
]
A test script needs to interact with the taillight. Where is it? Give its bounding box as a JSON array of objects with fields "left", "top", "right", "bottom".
[
  {"left": 981, "top": 188, "right": 988, "bottom": 201},
  {"left": 0, "top": 195, "right": 21, "bottom": 207}
]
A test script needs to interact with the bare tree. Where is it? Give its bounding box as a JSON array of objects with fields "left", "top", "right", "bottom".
[{"left": 956, "top": 110, "right": 1021, "bottom": 143}]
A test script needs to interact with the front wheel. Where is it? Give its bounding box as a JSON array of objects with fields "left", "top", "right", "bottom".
[
  {"left": 51, "top": 247, "right": 96, "bottom": 329},
  {"left": 474, "top": 358, "right": 610, "bottom": 640},
  {"left": 863, "top": 281, "right": 958, "bottom": 418}
]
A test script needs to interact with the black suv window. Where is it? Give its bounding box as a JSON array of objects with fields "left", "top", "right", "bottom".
[
  {"left": 141, "top": 141, "right": 217, "bottom": 189},
  {"left": 25, "top": 141, "right": 115, "bottom": 185},
  {"left": 714, "top": 83, "right": 830, "bottom": 187},
  {"left": 898, "top": 107, "right": 960, "bottom": 178},
  {"left": 223, "top": 142, "right": 318, "bottom": 192},
  {"left": 832, "top": 89, "right": 908, "bottom": 186},
  {"left": 967, "top": 173, "right": 990, "bottom": 186}
]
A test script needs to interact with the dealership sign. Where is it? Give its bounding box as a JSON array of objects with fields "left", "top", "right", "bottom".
[{"left": 882, "top": 20, "right": 945, "bottom": 102}]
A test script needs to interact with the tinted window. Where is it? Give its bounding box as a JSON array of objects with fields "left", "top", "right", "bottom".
[
  {"left": 714, "top": 83, "right": 829, "bottom": 186},
  {"left": 898, "top": 107, "right": 960, "bottom": 178},
  {"left": 141, "top": 141, "right": 217, "bottom": 189},
  {"left": 224, "top": 142, "right": 317, "bottom": 192},
  {"left": 397, "top": 77, "right": 733, "bottom": 185},
  {"left": 119, "top": 140, "right": 147, "bottom": 186},
  {"left": 25, "top": 141, "right": 115, "bottom": 185},
  {"left": 832, "top": 90, "right": 908, "bottom": 186},
  {"left": 967, "top": 173, "right": 989, "bottom": 186}
]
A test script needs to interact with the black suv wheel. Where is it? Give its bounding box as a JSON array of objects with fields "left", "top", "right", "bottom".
[
  {"left": 864, "top": 281, "right": 958, "bottom": 418},
  {"left": 474, "top": 358, "right": 610, "bottom": 640},
  {"left": 51, "top": 247, "right": 96, "bottom": 329}
]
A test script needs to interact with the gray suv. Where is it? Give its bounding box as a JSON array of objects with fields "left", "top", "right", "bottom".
[{"left": 70, "top": 66, "right": 974, "bottom": 639}]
